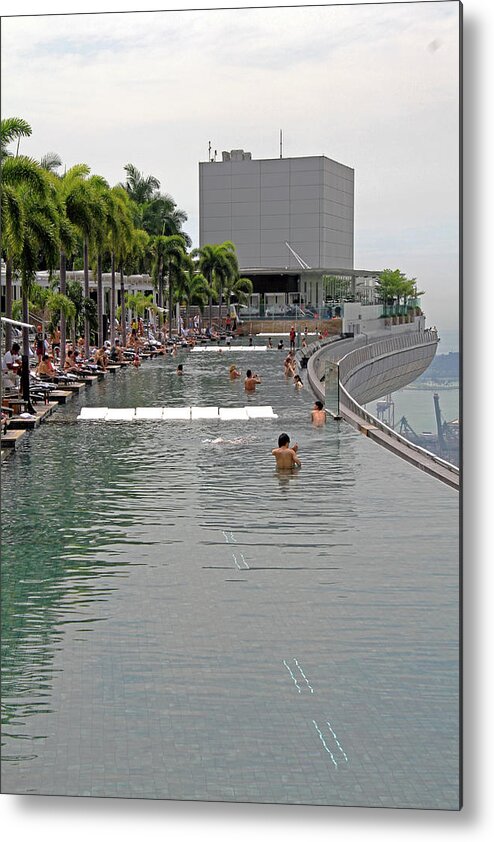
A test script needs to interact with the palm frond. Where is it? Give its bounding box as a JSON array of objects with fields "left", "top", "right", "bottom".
[
  {"left": 1, "top": 117, "right": 32, "bottom": 156},
  {"left": 40, "top": 151, "right": 62, "bottom": 172},
  {"left": 1, "top": 155, "right": 48, "bottom": 196}
]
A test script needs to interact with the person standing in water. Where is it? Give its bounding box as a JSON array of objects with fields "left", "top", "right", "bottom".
[
  {"left": 244, "top": 369, "right": 261, "bottom": 391},
  {"left": 272, "top": 433, "right": 301, "bottom": 469},
  {"left": 311, "top": 400, "right": 327, "bottom": 425},
  {"left": 229, "top": 364, "right": 241, "bottom": 380}
]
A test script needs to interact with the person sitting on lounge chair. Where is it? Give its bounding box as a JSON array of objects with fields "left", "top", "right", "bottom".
[
  {"left": 37, "top": 354, "right": 58, "bottom": 380},
  {"left": 64, "top": 349, "right": 81, "bottom": 373},
  {"left": 93, "top": 347, "right": 109, "bottom": 370}
]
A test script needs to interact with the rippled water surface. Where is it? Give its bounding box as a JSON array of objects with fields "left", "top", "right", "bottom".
[{"left": 1, "top": 344, "right": 460, "bottom": 808}]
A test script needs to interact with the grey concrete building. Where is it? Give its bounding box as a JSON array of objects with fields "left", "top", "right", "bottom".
[{"left": 199, "top": 149, "right": 354, "bottom": 272}]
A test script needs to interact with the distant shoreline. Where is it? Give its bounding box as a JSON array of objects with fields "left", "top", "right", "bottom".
[{"left": 404, "top": 382, "right": 459, "bottom": 391}]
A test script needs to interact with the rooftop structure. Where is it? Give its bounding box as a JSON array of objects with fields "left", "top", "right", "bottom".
[{"left": 199, "top": 149, "right": 354, "bottom": 272}]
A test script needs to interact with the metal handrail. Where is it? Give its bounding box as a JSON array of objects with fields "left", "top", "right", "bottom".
[
  {"left": 338, "top": 330, "right": 439, "bottom": 383},
  {"left": 306, "top": 328, "right": 459, "bottom": 481},
  {"left": 339, "top": 382, "right": 459, "bottom": 474}
]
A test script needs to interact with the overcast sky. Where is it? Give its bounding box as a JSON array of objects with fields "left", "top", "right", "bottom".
[{"left": 1, "top": 1, "right": 460, "bottom": 332}]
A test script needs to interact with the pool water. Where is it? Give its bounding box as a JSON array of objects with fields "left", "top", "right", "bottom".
[{"left": 1, "top": 343, "right": 460, "bottom": 808}]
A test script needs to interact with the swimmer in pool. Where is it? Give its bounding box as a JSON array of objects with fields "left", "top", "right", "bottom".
[
  {"left": 244, "top": 369, "right": 261, "bottom": 391},
  {"left": 272, "top": 433, "right": 301, "bottom": 469},
  {"left": 311, "top": 400, "right": 327, "bottom": 425},
  {"left": 176, "top": 363, "right": 184, "bottom": 375},
  {"left": 229, "top": 364, "right": 241, "bottom": 379}
]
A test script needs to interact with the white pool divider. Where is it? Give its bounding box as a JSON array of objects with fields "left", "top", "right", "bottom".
[
  {"left": 78, "top": 406, "right": 278, "bottom": 421},
  {"left": 190, "top": 406, "right": 219, "bottom": 420},
  {"left": 245, "top": 406, "right": 278, "bottom": 419},
  {"left": 104, "top": 408, "right": 136, "bottom": 421},
  {"left": 219, "top": 407, "right": 250, "bottom": 421},
  {"left": 135, "top": 407, "right": 164, "bottom": 420},
  {"left": 162, "top": 407, "right": 191, "bottom": 420},
  {"left": 191, "top": 346, "right": 267, "bottom": 352},
  {"left": 77, "top": 407, "right": 109, "bottom": 420}
]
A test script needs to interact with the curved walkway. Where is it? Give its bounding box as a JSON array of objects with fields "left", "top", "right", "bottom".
[{"left": 306, "top": 331, "right": 460, "bottom": 490}]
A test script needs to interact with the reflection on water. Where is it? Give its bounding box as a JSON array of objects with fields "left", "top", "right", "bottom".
[{"left": 1, "top": 344, "right": 459, "bottom": 808}]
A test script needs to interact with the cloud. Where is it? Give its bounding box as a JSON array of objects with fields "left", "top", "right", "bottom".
[{"left": 1, "top": 1, "right": 460, "bottom": 328}]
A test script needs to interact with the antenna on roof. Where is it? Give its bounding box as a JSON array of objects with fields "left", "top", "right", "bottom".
[
  {"left": 208, "top": 141, "right": 212, "bottom": 162},
  {"left": 280, "top": 129, "right": 283, "bottom": 159}
]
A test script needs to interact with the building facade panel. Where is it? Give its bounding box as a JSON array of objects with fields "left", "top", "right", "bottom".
[
  {"left": 231, "top": 216, "right": 260, "bottom": 231},
  {"left": 230, "top": 187, "right": 260, "bottom": 203},
  {"left": 288, "top": 157, "right": 323, "bottom": 172},
  {"left": 260, "top": 185, "right": 290, "bottom": 201},
  {"left": 231, "top": 173, "right": 259, "bottom": 188},
  {"left": 202, "top": 201, "right": 231, "bottom": 217},
  {"left": 233, "top": 229, "right": 261, "bottom": 245},
  {"left": 259, "top": 160, "right": 290, "bottom": 175},
  {"left": 260, "top": 172, "right": 289, "bottom": 187},
  {"left": 289, "top": 185, "right": 322, "bottom": 200},
  {"left": 231, "top": 201, "right": 260, "bottom": 217},
  {"left": 289, "top": 169, "right": 323, "bottom": 187},
  {"left": 290, "top": 212, "right": 320, "bottom": 229},
  {"left": 260, "top": 214, "right": 292, "bottom": 230},
  {"left": 237, "top": 243, "right": 262, "bottom": 266}
]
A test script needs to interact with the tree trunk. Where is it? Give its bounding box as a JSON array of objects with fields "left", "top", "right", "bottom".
[
  {"left": 157, "top": 259, "right": 163, "bottom": 339},
  {"left": 21, "top": 280, "right": 32, "bottom": 410},
  {"left": 120, "top": 266, "right": 127, "bottom": 347},
  {"left": 97, "top": 253, "right": 103, "bottom": 347},
  {"left": 168, "top": 272, "right": 173, "bottom": 340},
  {"left": 5, "top": 258, "right": 13, "bottom": 350},
  {"left": 110, "top": 251, "right": 116, "bottom": 347},
  {"left": 59, "top": 249, "right": 67, "bottom": 367},
  {"left": 208, "top": 295, "right": 213, "bottom": 329},
  {"left": 84, "top": 238, "right": 90, "bottom": 358},
  {"left": 218, "top": 282, "right": 223, "bottom": 328}
]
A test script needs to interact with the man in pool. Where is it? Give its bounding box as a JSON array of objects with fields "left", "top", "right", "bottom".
[
  {"left": 244, "top": 369, "right": 261, "bottom": 391},
  {"left": 311, "top": 400, "right": 327, "bottom": 426},
  {"left": 272, "top": 433, "right": 301, "bottom": 469}
]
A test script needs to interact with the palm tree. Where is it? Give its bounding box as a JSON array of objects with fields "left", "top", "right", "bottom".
[
  {"left": 224, "top": 272, "right": 254, "bottom": 317},
  {"left": 49, "top": 164, "right": 100, "bottom": 363},
  {"left": 122, "top": 162, "right": 191, "bottom": 245},
  {"left": 142, "top": 193, "right": 191, "bottom": 246},
  {"left": 193, "top": 242, "right": 239, "bottom": 328},
  {"left": 0, "top": 116, "right": 32, "bottom": 158},
  {"left": 1, "top": 127, "right": 59, "bottom": 404},
  {"left": 40, "top": 151, "right": 62, "bottom": 173},
  {"left": 86, "top": 174, "right": 118, "bottom": 346},
  {"left": 152, "top": 234, "right": 187, "bottom": 339},
  {"left": 107, "top": 186, "right": 133, "bottom": 347},
  {"left": 15, "top": 176, "right": 60, "bottom": 405},
  {"left": 119, "top": 227, "right": 150, "bottom": 346},
  {"left": 1, "top": 117, "right": 46, "bottom": 348},
  {"left": 120, "top": 291, "right": 156, "bottom": 325},
  {"left": 121, "top": 163, "right": 160, "bottom": 206},
  {"left": 175, "top": 266, "right": 209, "bottom": 328}
]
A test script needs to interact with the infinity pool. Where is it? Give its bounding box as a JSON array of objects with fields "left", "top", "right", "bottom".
[{"left": 1, "top": 343, "right": 460, "bottom": 808}]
